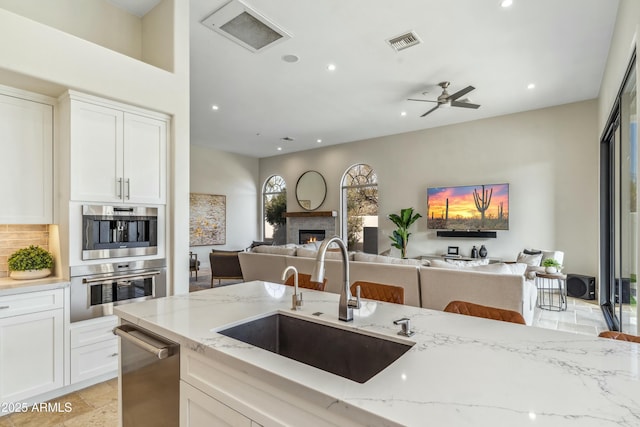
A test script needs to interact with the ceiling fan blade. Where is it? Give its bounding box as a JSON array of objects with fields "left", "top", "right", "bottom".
[
  {"left": 420, "top": 105, "right": 440, "bottom": 117},
  {"left": 451, "top": 100, "right": 481, "bottom": 109},
  {"left": 448, "top": 85, "right": 475, "bottom": 101},
  {"left": 407, "top": 98, "right": 438, "bottom": 103}
]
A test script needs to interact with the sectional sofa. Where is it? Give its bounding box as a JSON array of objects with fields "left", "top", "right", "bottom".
[{"left": 238, "top": 245, "right": 538, "bottom": 325}]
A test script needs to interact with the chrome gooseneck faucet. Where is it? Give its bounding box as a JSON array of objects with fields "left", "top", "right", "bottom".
[
  {"left": 310, "top": 236, "right": 361, "bottom": 321},
  {"left": 281, "top": 266, "right": 302, "bottom": 310}
]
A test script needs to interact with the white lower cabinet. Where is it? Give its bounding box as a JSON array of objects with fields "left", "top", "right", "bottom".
[
  {"left": 69, "top": 316, "right": 118, "bottom": 384},
  {"left": 181, "top": 381, "right": 253, "bottom": 427},
  {"left": 0, "top": 289, "right": 64, "bottom": 402},
  {"left": 180, "top": 348, "right": 360, "bottom": 427}
]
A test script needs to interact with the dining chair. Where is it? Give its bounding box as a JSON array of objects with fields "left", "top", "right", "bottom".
[
  {"left": 284, "top": 273, "right": 327, "bottom": 291},
  {"left": 350, "top": 281, "right": 404, "bottom": 304},
  {"left": 443, "top": 300, "right": 526, "bottom": 324},
  {"left": 598, "top": 331, "right": 640, "bottom": 343}
]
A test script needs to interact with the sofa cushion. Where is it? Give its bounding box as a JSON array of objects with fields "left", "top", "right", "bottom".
[{"left": 253, "top": 245, "right": 297, "bottom": 256}]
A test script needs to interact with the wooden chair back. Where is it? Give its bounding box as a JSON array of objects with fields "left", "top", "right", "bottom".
[
  {"left": 444, "top": 300, "right": 526, "bottom": 324},
  {"left": 598, "top": 331, "right": 640, "bottom": 343},
  {"left": 350, "top": 281, "right": 404, "bottom": 304},
  {"left": 284, "top": 273, "right": 326, "bottom": 291}
]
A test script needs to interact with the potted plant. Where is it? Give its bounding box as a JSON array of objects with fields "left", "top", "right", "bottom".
[
  {"left": 8, "top": 245, "right": 54, "bottom": 280},
  {"left": 388, "top": 207, "right": 422, "bottom": 258},
  {"left": 542, "top": 258, "right": 562, "bottom": 274}
]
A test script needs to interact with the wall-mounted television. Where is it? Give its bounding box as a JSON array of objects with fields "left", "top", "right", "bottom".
[{"left": 427, "top": 183, "right": 509, "bottom": 231}]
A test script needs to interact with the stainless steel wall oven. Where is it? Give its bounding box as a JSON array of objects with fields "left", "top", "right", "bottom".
[
  {"left": 82, "top": 205, "right": 158, "bottom": 260},
  {"left": 70, "top": 259, "right": 166, "bottom": 323}
]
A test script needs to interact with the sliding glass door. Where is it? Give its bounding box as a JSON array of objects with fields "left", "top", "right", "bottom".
[{"left": 600, "top": 52, "right": 638, "bottom": 333}]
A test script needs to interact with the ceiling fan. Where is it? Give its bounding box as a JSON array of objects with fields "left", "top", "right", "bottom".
[{"left": 408, "top": 81, "right": 481, "bottom": 117}]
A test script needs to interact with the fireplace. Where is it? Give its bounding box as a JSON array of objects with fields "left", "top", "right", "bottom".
[{"left": 299, "top": 229, "right": 326, "bottom": 244}]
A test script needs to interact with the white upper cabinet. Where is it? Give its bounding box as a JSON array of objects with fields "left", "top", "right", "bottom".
[
  {"left": 67, "top": 94, "right": 167, "bottom": 204},
  {"left": 0, "top": 90, "right": 53, "bottom": 223}
]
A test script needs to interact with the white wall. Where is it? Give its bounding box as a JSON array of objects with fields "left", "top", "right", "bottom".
[
  {"left": 598, "top": 0, "right": 639, "bottom": 132},
  {"left": 190, "top": 145, "right": 260, "bottom": 269},
  {"left": 0, "top": 2, "right": 191, "bottom": 294},
  {"left": 260, "top": 100, "right": 599, "bottom": 278}
]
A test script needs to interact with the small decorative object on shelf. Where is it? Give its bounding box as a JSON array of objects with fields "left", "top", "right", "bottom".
[
  {"left": 471, "top": 246, "right": 478, "bottom": 258},
  {"left": 8, "top": 245, "right": 54, "bottom": 280},
  {"left": 479, "top": 245, "right": 488, "bottom": 258}
]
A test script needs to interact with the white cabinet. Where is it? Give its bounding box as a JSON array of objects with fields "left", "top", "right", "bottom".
[
  {"left": 68, "top": 96, "right": 167, "bottom": 204},
  {"left": 181, "top": 381, "right": 253, "bottom": 427},
  {"left": 0, "top": 289, "right": 64, "bottom": 402},
  {"left": 0, "top": 89, "right": 53, "bottom": 223},
  {"left": 69, "top": 316, "right": 118, "bottom": 384}
]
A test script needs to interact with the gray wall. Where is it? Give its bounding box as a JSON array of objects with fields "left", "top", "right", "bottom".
[
  {"left": 259, "top": 100, "right": 599, "bottom": 278},
  {"left": 189, "top": 145, "right": 260, "bottom": 269}
]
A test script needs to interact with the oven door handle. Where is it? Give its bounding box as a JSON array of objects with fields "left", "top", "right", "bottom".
[
  {"left": 113, "top": 325, "right": 172, "bottom": 360},
  {"left": 83, "top": 270, "right": 161, "bottom": 284}
]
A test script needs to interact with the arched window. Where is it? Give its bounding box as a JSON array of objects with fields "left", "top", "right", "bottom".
[
  {"left": 341, "top": 164, "right": 378, "bottom": 252},
  {"left": 263, "top": 175, "right": 287, "bottom": 244}
]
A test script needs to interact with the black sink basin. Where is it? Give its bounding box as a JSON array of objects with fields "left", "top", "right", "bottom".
[{"left": 218, "top": 313, "right": 414, "bottom": 383}]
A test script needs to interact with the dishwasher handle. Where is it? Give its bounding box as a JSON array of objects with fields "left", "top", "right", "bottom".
[{"left": 114, "top": 325, "right": 172, "bottom": 360}]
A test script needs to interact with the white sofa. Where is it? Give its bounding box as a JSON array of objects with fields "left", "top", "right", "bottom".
[{"left": 238, "top": 247, "right": 537, "bottom": 324}]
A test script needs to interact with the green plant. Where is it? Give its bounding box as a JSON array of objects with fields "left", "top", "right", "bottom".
[
  {"left": 542, "top": 258, "right": 561, "bottom": 268},
  {"left": 388, "top": 207, "right": 422, "bottom": 258},
  {"left": 8, "top": 245, "right": 54, "bottom": 271}
]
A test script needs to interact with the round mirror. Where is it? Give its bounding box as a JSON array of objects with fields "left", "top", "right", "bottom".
[{"left": 296, "top": 170, "right": 327, "bottom": 211}]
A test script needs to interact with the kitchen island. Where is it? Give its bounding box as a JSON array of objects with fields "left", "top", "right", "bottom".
[{"left": 114, "top": 281, "right": 639, "bottom": 427}]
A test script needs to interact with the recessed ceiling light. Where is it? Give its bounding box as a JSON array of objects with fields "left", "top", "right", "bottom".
[
  {"left": 400, "top": 111, "right": 407, "bottom": 116},
  {"left": 316, "top": 139, "right": 322, "bottom": 143},
  {"left": 277, "top": 147, "right": 282, "bottom": 151},
  {"left": 282, "top": 54, "right": 299, "bottom": 63},
  {"left": 501, "top": 0, "right": 513, "bottom": 7},
  {"left": 211, "top": 105, "right": 219, "bottom": 110},
  {"left": 527, "top": 83, "right": 536, "bottom": 89},
  {"left": 327, "top": 64, "right": 336, "bottom": 71}
]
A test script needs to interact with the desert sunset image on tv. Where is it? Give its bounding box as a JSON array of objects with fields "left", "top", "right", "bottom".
[{"left": 427, "top": 183, "right": 509, "bottom": 230}]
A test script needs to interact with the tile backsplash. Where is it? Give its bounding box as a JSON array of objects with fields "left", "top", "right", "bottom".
[{"left": 0, "top": 225, "right": 49, "bottom": 277}]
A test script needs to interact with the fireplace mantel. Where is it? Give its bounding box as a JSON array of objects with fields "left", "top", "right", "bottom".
[{"left": 283, "top": 211, "right": 337, "bottom": 218}]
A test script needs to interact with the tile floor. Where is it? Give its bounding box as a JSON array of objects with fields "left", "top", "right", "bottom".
[
  {"left": 0, "top": 378, "right": 117, "bottom": 427},
  {"left": 2, "top": 275, "right": 637, "bottom": 426}
]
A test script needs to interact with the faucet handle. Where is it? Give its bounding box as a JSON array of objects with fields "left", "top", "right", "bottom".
[
  {"left": 393, "top": 317, "right": 415, "bottom": 337},
  {"left": 348, "top": 285, "right": 362, "bottom": 309}
]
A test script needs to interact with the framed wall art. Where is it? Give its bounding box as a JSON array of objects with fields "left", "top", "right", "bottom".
[{"left": 189, "top": 193, "right": 226, "bottom": 245}]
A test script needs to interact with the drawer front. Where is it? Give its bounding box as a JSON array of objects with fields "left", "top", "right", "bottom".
[
  {"left": 0, "top": 289, "right": 63, "bottom": 319},
  {"left": 70, "top": 338, "right": 118, "bottom": 384},
  {"left": 70, "top": 315, "right": 118, "bottom": 348}
]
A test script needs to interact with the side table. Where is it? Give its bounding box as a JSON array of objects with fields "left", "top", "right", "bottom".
[{"left": 535, "top": 272, "right": 567, "bottom": 311}]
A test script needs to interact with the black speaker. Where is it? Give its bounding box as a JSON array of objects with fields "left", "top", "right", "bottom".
[{"left": 566, "top": 274, "right": 596, "bottom": 300}]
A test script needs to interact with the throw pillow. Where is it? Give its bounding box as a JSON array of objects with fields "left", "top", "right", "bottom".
[
  {"left": 445, "top": 259, "right": 490, "bottom": 267},
  {"left": 523, "top": 248, "right": 542, "bottom": 255},
  {"left": 516, "top": 252, "right": 543, "bottom": 266},
  {"left": 429, "top": 259, "right": 462, "bottom": 269}
]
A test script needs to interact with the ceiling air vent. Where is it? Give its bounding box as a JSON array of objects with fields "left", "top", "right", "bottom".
[
  {"left": 386, "top": 31, "right": 421, "bottom": 52},
  {"left": 202, "top": 0, "right": 291, "bottom": 53}
]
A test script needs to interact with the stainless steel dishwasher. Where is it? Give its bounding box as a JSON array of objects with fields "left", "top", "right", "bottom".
[{"left": 114, "top": 323, "right": 179, "bottom": 427}]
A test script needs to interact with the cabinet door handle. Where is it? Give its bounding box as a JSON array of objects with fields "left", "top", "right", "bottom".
[
  {"left": 125, "top": 179, "right": 130, "bottom": 200},
  {"left": 0, "top": 306, "right": 9, "bottom": 310},
  {"left": 116, "top": 177, "right": 123, "bottom": 198}
]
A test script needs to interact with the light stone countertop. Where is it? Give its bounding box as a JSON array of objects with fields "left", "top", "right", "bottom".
[
  {"left": 114, "top": 281, "right": 640, "bottom": 427},
  {"left": 0, "top": 276, "right": 69, "bottom": 296}
]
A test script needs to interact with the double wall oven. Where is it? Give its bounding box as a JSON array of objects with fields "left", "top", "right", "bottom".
[{"left": 71, "top": 204, "right": 166, "bottom": 323}]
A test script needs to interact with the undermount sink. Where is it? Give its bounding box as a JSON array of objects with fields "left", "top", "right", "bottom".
[{"left": 217, "top": 313, "right": 414, "bottom": 383}]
